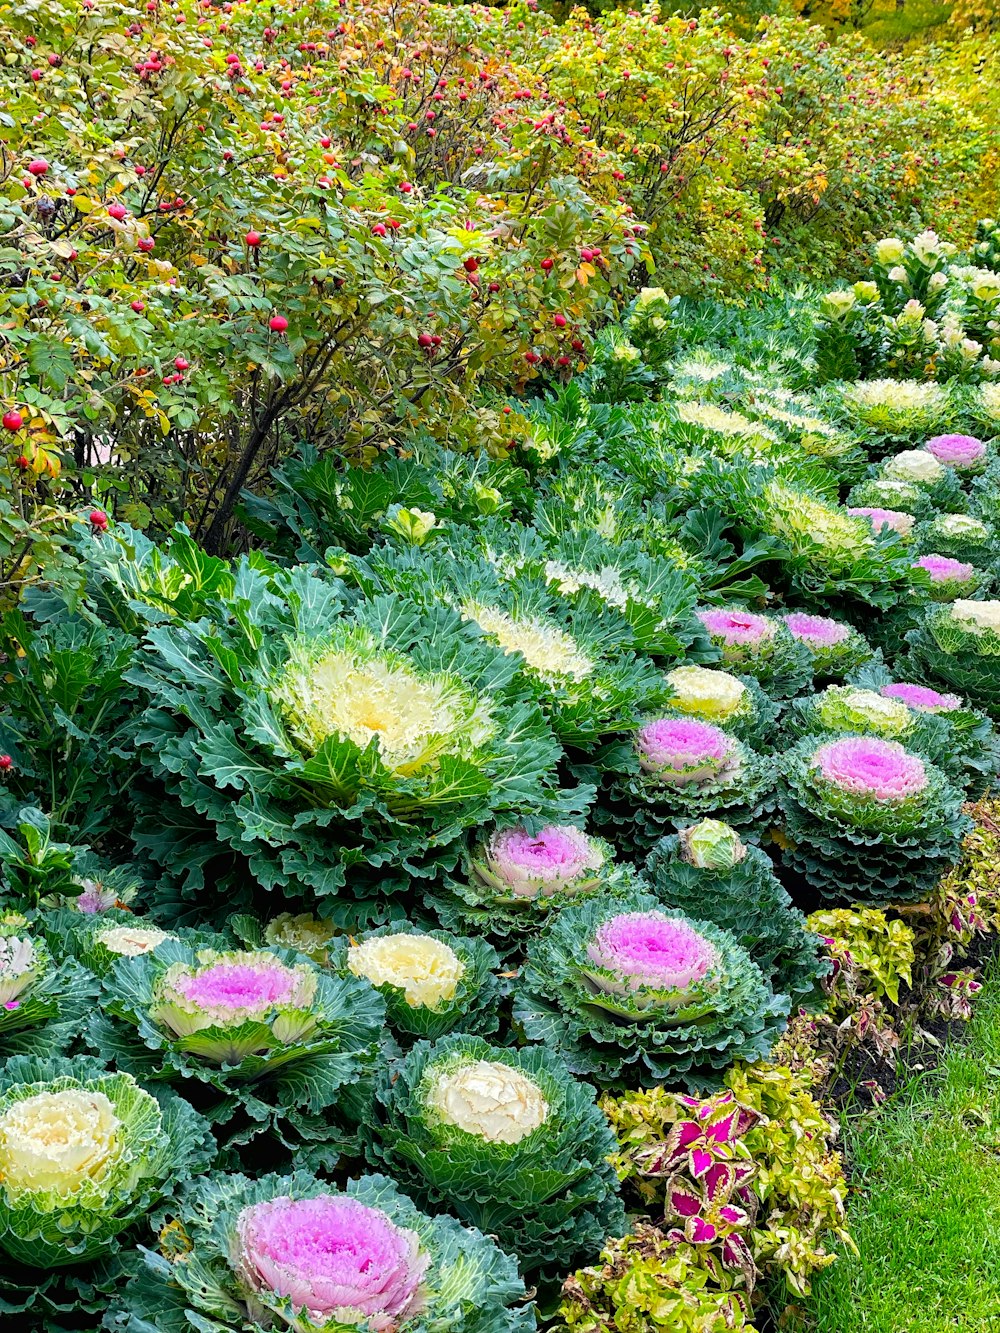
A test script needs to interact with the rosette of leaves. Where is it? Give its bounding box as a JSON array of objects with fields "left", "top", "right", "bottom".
[
  {"left": 874, "top": 448, "right": 968, "bottom": 513},
  {"left": 115, "top": 1170, "right": 533, "bottom": 1333},
  {"left": 781, "top": 611, "right": 873, "bottom": 681},
  {"left": 662, "top": 664, "right": 779, "bottom": 747},
  {"left": 431, "top": 823, "right": 635, "bottom": 947},
  {"left": 87, "top": 940, "right": 384, "bottom": 1160},
  {"left": 694, "top": 606, "right": 812, "bottom": 699},
  {"left": 777, "top": 735, "right": 970, "bottom": 904},
  {"left": 333, "top": 924, "right": 501, "bottom": 1042},
  {"left": 845, "top": 476, "right": 934, "bottom": 522},
  {"left": 514, "top": 889, "right": 788, "bottom": 1088},
  {"left": 782, "top": 685, "right": 956, "bottom": 776},
  {"left": 905, "top": 601, "right": 1000, "bottom": 712},
  {"left": 345, "top": 540, "right": 672, "bottom": 748},
  {"left": 848, "top": 661, "right": 999, "bottom": 790},
  {"left": 556, "top": 1223, "right": 753, "bottom": 1333},
  {"left": 0, "top": 1053, "right": 213, "bottom": 1315},
  {"left": 914, "top": 512, "right": 997, "bottom": 565},
  {"left": 0, "top": 916, "right": 96, "bottom": 1056},
  {"left": 45, "top": 907, "right": 227, "bottom": 978},
  {"left": 594, "top": 722, "right": 779, "bottom": 852},
  {"left": 123, "top": 554, "right": 579, "bottom": 923},
  {"left": 365, "top": 1034, "right": 625, "bottom": 1274},
  {"left": 645, "top": 825, "right": 826, "bottom": 1003},
  {"left": 835, "top": 379, "right": 952, "bottom": 447}
]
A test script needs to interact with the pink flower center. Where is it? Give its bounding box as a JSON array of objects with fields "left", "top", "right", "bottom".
[
  {"left": 925, "top": 434, "right": 986, "bottom": 468},
  {"left": 812, "top": 736, "right": 928, "bottom": 801},
  {"left": 784, "top": 612, "right": 850, "bottom": 649},
  {"left": 176, "top": 961, "right": 299, "bottom": 1011},
  {"left": 847, "top": 507, "right": 911, "bottom": 536},
  {"left": 587, "top": 911, "right": 717, "bottom": 990},
  {"left": 697, "top": 608, "right": 773, "bottom": 645},
  {"left": 913, "top": 554, "right": 975, "bottom": 583},
  {"left": 880, "top": 683, "right": 961, "bottom": 712},
  {"left": 636, "top": 717, "right": 734, "bottom": 778},
  {"left": 490, "top": 825, "right": 594, "bottom": 881},
  {"left": 237, "top": 1196, "right": 427, "bottom": 1323}
]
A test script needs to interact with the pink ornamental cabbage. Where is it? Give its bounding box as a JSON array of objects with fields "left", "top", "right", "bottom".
[
  {"left": 236, "top": 1195, "right": 428, "bottom": 1329},
  {"left": 484, "top": 825, "right": 602, "bottom": 898},
  {"left": 783, "top": 612, "right": 850, "bottom": 650},
  {"left": 880, "top": 682, "right": 962, "bottom": 713},
  {"left": 912, "top": 554, "right": 975, "bottom": 584},
  {"left": 925, "top": 434, "right": 987, "bottom": 470},
  {"left": 636, "top": 718, "right": 736, "bottom": 785},
  {"left": 697, "top": 608, "right": 774, "bottom": 648},
  {"left": 174, "top": 960, "right": 301, "bottom": 1011},
  {"left": 846, "top": 507, "right": 912, "bottom": 537},
  {"left": 812, "top": 736, "right": 928, "bottom": 802},
  {"left": 586, "top": 911, "right": 718, "bottom": 993}
]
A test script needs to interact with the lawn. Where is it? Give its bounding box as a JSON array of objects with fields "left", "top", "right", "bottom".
[{"left": 793, "top": 960, "right": 1000, "bottom": 1332}]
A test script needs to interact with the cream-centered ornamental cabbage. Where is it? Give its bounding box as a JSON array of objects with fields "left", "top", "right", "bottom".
[
  {"left": 96, "top": 924, "right": 176, "bottom": 958},
  {"left": 665, "top": 665, "right": 747, "bottom": 721},
  {"left": 0, "top": 1089, "right": 120, "bottom": 1198},
  {"left": 425, "top": 1059, "right": 548, "bottom": 1144},
  {"left": 348, "top": 934, "right": 466, "bottom": 1009},
  {"left": 951, "top": 600, "right": 1000, "bottom": 635},
  {"left": 883, "top": 450, "right": 944, "bottom": 485},
  {"left": 464, "top": 605, "right": 594, "bottom": 682}
]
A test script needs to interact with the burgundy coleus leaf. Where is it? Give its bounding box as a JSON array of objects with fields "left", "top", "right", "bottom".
[
  {"left": 690, "top": 1146, "right": 715, "bottom": 1178},
  {"left": 720, "top": 1233, "right": 758, "bottom": 1291},
  {"left": 733, "top": 1162, "right": 756, "bottom": 1190},
  {"left": 718, "top": 1204, "right": 749, "bottom": 1226},
  {"left": 668, "top": 1179, "right": 704, "bottom": 1218},
  {"left": 687, "top": 1216, "right": 718, "bottom": 1244},
  {"left": 703, "top": 1161, "right": 735, "bottom": 1203}
]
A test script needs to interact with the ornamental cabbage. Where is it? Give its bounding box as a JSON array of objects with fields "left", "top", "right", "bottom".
[
  {"left": 515, "top": 890, "right": 788, "bottom": 1087},
  {"left": 366, "top": 1034, "right": 625, "bottom": 1273},
  {"left": 694, "top": 608, "right": 812, "bottom": 698},
  {"left": 664, "top": 665, "right": 778, "bottom": 742},
  {"left": 918, "top": 512, "right": 995, "bottom": 564},
  {"left": 340, "top": 924, "right": 501, "bottom": 1040},
  {"left": 121, "top": 555, "right": 577, "bottom": 923},
  {"left": 778, "top": 736, "right": 969, "bottom": 903},
  {"left": 911, "top": 554, "right": 984, "bottom": 601},
  {"left": 784, "top": 685, "right": 955, "bottom": 776},
  {"left": 0, "top": 1054, "right": 212, "bottom": 1274},
  {"left": 906, "top": 601, "right": 1000, "bottom": 710},
  {"left": 89, "top": 940, "right": 384, "bottom": 1155},
  {"left": 598, "top": 722, "right": 778, "bottom": 851},
  {"left": 0, "top": 920, "right": 95, "bottom": 1056},
  {"left": 925, "top": 433, "right": 988, "bottom": 473},
  {"left": 646, "top": 828, "right": 827, "bottom": 1003},
  {"left": 781, "top": 612, "right": 871, "bottom": 680},
  {"left": 117, "top": 1171, "right": 533, "bottom": 1333}
]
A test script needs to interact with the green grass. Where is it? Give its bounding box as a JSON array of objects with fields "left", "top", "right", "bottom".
[{"left": 789, "top": 960, "right": 1000, "bottom": 1332}]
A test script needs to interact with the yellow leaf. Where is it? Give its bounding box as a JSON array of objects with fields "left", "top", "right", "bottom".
[{"left": 72, "top": 196, "right": 95, "bottom": 214}]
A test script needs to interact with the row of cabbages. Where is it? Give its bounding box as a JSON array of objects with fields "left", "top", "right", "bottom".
[{"left": 3, "top": 267, "right": 1000, "bottom": 1332}]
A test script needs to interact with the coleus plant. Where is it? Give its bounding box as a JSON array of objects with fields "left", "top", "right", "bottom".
[
  {"left": 514, "top": 889, "right": 788, "bottom": 1088},
  {"left": 366, "top": 1034, "right": 625, "bottom": 1274},
  {"left": 115, "top": 1171, "right": 534, "bottom": 1333},
  {"left": 0, "top": 1054, "right": 213, "bottom": 1317},
  {"left": 778, "top": 735, "right": 969, "bottom": 903},
  {"left": 645, "top": 823, "right": 827, "bottom": 1003},
  {"left": 87, "top": 941, "right": 384, "bottom": 1161},
  {"left": 110, "top": 537, "right": 582, "bottom": 923}
]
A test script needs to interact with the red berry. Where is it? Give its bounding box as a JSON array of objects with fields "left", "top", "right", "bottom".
[
  {"left": 540, "top": 257, "right": 554, "bottom": 271},
  {"left": 107, "top": 202, "right": 127, "bottom": 220},
  {"left": 268, "top": 314, "right": 289, "bottom": 333},
  {"left": 463, "top": 256, "right": 478, "bottom": 273},
  {"left": 399, "top": 181, "right": 413, "bottom": 193},
  {"left": 27, "top": 158, "right": 48, "bottom": 176},
  {"left": 15, "top": 455, "right": 28, "bottom": 470},
  {"left": 488, "top": 282, "right": 500, "bottom": 293},
  {"left": 89, "top": 508, "right": 108, "bottom": 530},
  {"left": 417, "top": 332, "right": 433, "bottom": 348},
  {"left": 370, "top": 222, "right": 387, "bottom": 237},
  {"left": 131, "top": 300, "right": 145, "bottom": 312},
  {"left": 553, "top": 313, "right": 567, "bottom": 328},
  {"left": 0, "top": 755, "right": 13, "bottom": 773},
  {"left": 174, "top": 356, "right": 189, "bottom": 371},
  {"left": 245, "top": 230, "right": 262, "bottom": 247},
  {"left": 2, "top": 410, "right": 23, "bottom": 432},
  {"left": 137, "top": 237, "right": 154, "bottom": 252}
]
